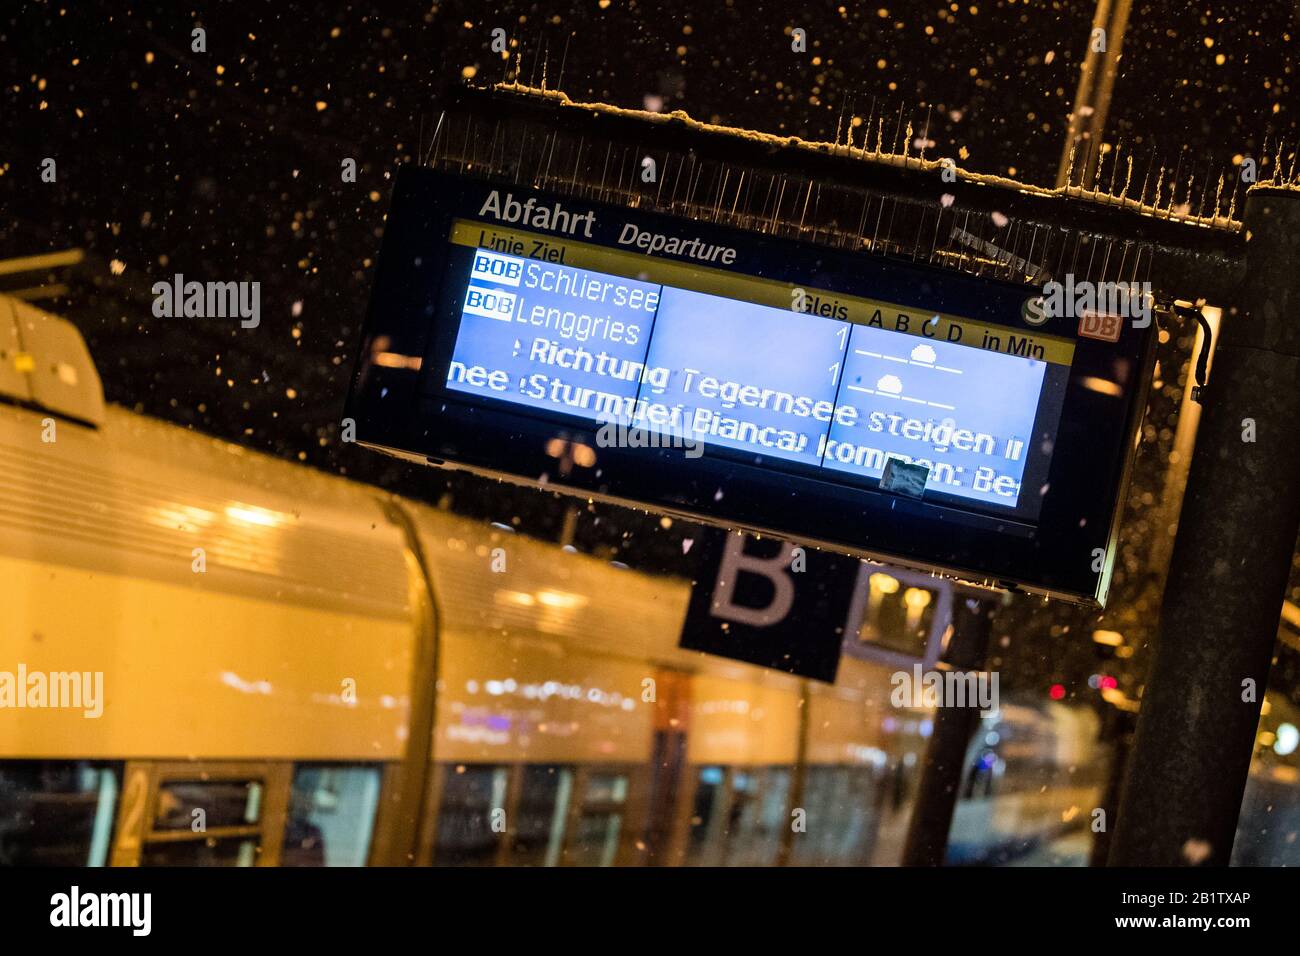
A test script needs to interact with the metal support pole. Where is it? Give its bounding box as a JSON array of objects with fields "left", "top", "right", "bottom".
[
  {"left": 1087, "top": 706, "right": 1135, "bottom": 867},
  {"left": 1110, "top": 187, "right": 1300, "bottom": 866},
  {"left": 1055, "top": 0, "right": 1134, "bottom": 188},
  {"left": 901, "top": 598, "right": 994, "bottom": 866},
  {"left": 379, "top": 499, "right": 443, "bottom": 865}
]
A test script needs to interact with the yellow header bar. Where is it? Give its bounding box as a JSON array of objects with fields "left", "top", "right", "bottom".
[{"left": 449, "top": 219, "right": 1075, "bottom": 366}]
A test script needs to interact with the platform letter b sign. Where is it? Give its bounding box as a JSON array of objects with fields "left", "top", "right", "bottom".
[
  {"left": 677, "top": 530, "right": 848, "bottom": 683},
  {"left": 710, "top": 534, "right": 797, "bottom": 627}
]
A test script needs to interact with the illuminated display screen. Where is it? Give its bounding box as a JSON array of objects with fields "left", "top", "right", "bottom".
[
  {"left": 445, "top": 238, "right": 1066, "bottom": 522},
  {"left": 348, "top": 167, "right": 1154, "bottom": 605}
]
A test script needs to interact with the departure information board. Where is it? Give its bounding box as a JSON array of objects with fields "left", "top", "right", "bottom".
[
  {"left": 347, "top": 167, "right": 1154, "bottom": 605},
  {"left": 445, "top": 239, "right": 1066, "bottom": 523}
]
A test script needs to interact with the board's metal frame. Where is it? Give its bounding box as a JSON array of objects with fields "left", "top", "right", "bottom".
[{"left": 346, "top": 166, "right": 1156, "bottom": 606}]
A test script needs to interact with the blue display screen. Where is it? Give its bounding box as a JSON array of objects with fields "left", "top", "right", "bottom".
[{"left": 445, "top": 247, "right": 1056, "bottom": 516}]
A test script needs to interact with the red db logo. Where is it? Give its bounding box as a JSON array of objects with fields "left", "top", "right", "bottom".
[{"left": 1078, "top": 311, "right": 1122, "bottom": 343}]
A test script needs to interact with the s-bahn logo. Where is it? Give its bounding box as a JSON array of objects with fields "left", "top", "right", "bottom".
[{"left": 1021, "top": 295, "right": 1050, "bottom": 327}]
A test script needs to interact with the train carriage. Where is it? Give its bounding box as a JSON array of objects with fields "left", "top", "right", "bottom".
[{"left": 0, "top": 295, "right": 937, "bottom": 867}]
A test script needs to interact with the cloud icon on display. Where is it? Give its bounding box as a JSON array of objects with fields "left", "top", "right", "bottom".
[
  {"left": 911, "top": 343, "right": 937, "bottom": 364},
  {"left": 877, "top": 374, "right": 903, "bottom": 394}
]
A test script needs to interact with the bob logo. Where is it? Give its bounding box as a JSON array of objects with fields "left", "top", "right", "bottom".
[{"left": 1078, "top": 311, "right": 1123, "bottom": 343}]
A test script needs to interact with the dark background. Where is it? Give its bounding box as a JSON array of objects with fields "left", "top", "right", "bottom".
[{"left": 3, "top": 0, "right": 1299, "bottom": 701}]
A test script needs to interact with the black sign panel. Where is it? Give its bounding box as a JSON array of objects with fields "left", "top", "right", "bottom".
[
  {"left": 679, "top": 530, "right": 962, "bottom": 682},
  {"left": 679, "top": 531, "right": 858, "bottom": 683},
  {"left": 345, "top": 166, "right": 1154, "bottom": 605}
]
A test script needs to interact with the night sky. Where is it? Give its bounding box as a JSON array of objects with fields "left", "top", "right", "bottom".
[{"left": 4, "top": 1, "right": 1299, "bottom": 700}]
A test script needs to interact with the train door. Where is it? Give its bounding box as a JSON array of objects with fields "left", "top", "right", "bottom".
[
  {"left": 640, "top": 668, "right": 691, "bottom": 865},
  {"left": 561, "top": 766, "right": 638, "bottom": 866},
  {"left": 674, "top": 765, "right": 791, "bottom": 866},
  {"left": 422, "top": 763, "right": 511, "bottom": 866},
  {"left": 421, "top": 761, "right": 647, "bottom": 867},
  {"left": 508, "top": 764, "right": 575, "bottom": 866}
]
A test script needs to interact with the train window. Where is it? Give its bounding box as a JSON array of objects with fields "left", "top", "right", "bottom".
[
  {"left": 140, "top": 838, "right": 258, "bottom": 867},
  {"left": 683, "top": 766, "right": 794, "bottom": 866},
  {"left": 791, "top": 766, "right": 876, "bottom": 866},
  {"left": 282, "top": 765, "right": 382, "bottom": 867},
  {"left": 0, "top": 761, "right": 121, "bottom": 866},
  {"left": 683, "top": 766, "right": 726, "bottom": 865},
  {"left": 1230, "top": 697, "right": 1300, "bottom": 865},
  {"left": 789, "top": 771, "right": 821, "bottom": 866},
  {"left": 565, "top": 770, "right": 629, "bottom": 867},
  {"left": 962, "top": 751, "right": 1000, "bottom": 800},
  {"left": 568, "top": 813, "right": 620, "bottom": 866},
  {"left": 154, "top": 779, "right": 262, "bottom": 830},
  {"left": 713, "top": 770, "right": 757, "bottom": 865},
  {"left": 509, "top": 765, "right": 573, "bottom": 867},
  {"left": 844, "top": 767, "right": 882, "bottom": 864},
  {"left": 1234, "top": 768, "right": 1300, "bottom": 865},
  {"left": 433, "top": 764, "right": 509, "bottom": 866},
  {"left": 135, "top": 774, "right": 266, "bottom": 867},
  {"left": 583, "top": 772, "right": 629, "bottom": 805},
  {"left": 726, "top": 768, "right": 791, "bottom": 866}
]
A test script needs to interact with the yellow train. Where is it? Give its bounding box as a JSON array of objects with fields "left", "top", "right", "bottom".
[{"left": 2, "top": 293, "right": 963, "bottom": 867}]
